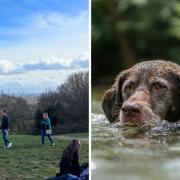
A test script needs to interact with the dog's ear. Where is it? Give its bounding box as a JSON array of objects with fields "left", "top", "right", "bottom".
[
  {"left": 102, "top": 72, "right": 126, "bottom": 123},
  {"left": 102, "top": 87, "right": 117, "bottom": 123},
  {"left": 166, "top": 70, "right": 180, "bottom": 122}
]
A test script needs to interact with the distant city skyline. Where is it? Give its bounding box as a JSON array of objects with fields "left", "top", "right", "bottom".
[{"left": 0, "top": 0, "right": 89, "bottom": 94}]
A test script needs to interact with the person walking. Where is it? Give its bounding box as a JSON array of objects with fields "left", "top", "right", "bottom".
[
  {"left": 0, "top": 110, "right": 12, "bottom": 148},
  {"left": 41, "top": 112, "right": 54, "bottom": 146}
]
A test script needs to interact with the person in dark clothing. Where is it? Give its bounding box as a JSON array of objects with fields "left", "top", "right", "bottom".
[
  {"left": 48, "top": 140, "right": 89, "bottom": 180},
  {"left": 57, "top": 139, "right": 81, "bottom": 177},
  {"left": 59, "top": 150, "right": 81, "bottom": 177},
  {"left": 0, "top": 110, "right": 12, "bottom": 148}
]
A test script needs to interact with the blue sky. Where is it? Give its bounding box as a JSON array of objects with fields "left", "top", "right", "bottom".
[{"left": 0, "top": 0, "right": 89, "bottom": 94}]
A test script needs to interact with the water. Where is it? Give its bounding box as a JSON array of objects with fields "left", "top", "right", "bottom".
[{"left": 92, "top": 100, "right": 180, "bottom": 180}]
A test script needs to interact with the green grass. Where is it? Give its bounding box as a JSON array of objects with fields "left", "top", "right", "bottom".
[{"left": 0, "top": 134, "right": 88, "bottom": 180}]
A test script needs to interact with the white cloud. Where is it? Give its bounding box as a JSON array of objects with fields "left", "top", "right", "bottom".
[
  {"left": 0, "top": 11, "right": 89, "bottom": 63},
  {"left": 0, "top": 11, "right": 88, "bottom": 37},
  {"left": 0, "top": 59, "right": 20, "bottom": 74},
  {"left": 72, "top": 54, "right": 89, "bottom": 68},
  {"left": 0, "top": 70, "right": 78, "bottom": 94},
  {"left": 0, "top": 54, "right": 89, "bottom": 74},
  {"left": 30, "top": 11, "right": 88, "bottom": 30}
]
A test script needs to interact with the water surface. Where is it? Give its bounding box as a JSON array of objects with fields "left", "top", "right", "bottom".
[{"left": 92, "top": 100, "right": 180, "bottom": 180}]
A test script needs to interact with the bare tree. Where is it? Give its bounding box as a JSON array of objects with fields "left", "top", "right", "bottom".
[{"left": 57, "top": 71, "right": 89, "bottom": 122}]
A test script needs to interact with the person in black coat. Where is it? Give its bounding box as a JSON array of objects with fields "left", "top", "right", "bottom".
[
  {"left": 57, "top": 139, "right": 81, "bottom": 177},
  {"left": 0, "top": 110, "right": 12, "bottom": 148},
  {"left": 48, "top": 140, "right": 89, "bottom": 180}
]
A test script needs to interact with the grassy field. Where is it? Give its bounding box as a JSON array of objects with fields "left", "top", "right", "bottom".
[{"left": 0, "top": 133, "right": 88, "bottom": 180}]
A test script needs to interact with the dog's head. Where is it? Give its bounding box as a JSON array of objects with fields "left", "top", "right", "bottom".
[{"left": 102, "top": 60, "right": 180, "bottom": 125}]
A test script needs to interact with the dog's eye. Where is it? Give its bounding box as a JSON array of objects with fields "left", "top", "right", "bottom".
[
  {"left": 124, "top": 83, "right": 134, "bottom": 91},
  {"left": 125, "top": 84, "right": 132, "bottom": 90},
  {"left": 152, "top": 82, "right": 166, "bottom": 90}
]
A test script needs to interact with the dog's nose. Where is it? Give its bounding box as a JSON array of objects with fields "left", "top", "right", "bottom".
[{"left": 121, "top": 103, "right": 141, "bottom": 116}]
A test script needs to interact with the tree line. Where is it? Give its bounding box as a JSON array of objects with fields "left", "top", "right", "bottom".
[{"left": 0, "top": 71, "right": 89, "bottom": 134}]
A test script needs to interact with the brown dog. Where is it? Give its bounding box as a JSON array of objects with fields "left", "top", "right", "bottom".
[{"left": 102, "top": 60, "right": 180, "bottom": 125}]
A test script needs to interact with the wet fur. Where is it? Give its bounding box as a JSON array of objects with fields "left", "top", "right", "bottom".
[{"left": 102, "top": 60, "right": 180, "bottom": 124}]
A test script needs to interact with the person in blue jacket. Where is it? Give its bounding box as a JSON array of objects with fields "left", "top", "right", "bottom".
[{"left": 41, "top": 112, "right": 54, "bottom": 146}]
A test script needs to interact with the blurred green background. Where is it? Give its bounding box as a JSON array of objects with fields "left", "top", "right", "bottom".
[{"left": 92, "top": 0, "right": 180, "bottom": 86}]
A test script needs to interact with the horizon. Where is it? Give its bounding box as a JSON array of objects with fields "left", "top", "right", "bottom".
[{"left": 0, "top": 69, "right": 88, "bottom": 96}]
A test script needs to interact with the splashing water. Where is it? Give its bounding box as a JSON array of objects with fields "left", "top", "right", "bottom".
[{"left": 92, "top": 101, "right": 180, "bottom": 180}]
